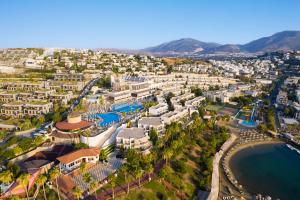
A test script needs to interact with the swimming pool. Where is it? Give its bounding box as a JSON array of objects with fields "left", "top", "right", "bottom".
[
  {"left": 112, "top": 103, "right": 143, "bottom": 114},
  {"left": 96, "top": 113, "right": 121, "bottom": 127},
  {"left": 235, "top": 107, "right": 257, "bottom": 128},
  {"left": 239, "top": 120, "right": 257, "bottom": 128}
]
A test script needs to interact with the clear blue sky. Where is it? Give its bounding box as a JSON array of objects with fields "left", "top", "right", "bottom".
[{"left": 1, "top": 0, "right": 300, "bottom": 49}]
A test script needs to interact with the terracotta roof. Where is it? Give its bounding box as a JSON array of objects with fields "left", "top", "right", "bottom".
[
  {"left": 55, "top": 120, "right": 92, "bottom": 131},
  {"left": 57, "top": 148, "right": 100, "bottom": 164}
]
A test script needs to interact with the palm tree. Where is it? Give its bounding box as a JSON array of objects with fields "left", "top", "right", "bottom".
[
  {"left": 120, "top": 164, "right": 130, "bottom": 194},
  {"left": 83, "top": 173, "right": 92, "bottom": 185},
  {"left": 79, "top": 162, "right": 87, "bottom": 174},
  {"left": 89, "top": 181, "right": 98, "bottom": 197},
  {"left": 72, "top": 186, "right": 83, "bottom": 200},
  {"left": 0, "top": 170, "right": 13, "bottom": 185},
  {"left": 135, "top": 168, "right": 143, "bottom": 187},
  {"left": 7, "top": 195, "right": 20, "bottom": 200},
  {"left": 99, "top": 150, "right": 108, "bottom": 162},
  {"left": 49, "top": 167, "right": 61, "bottom": 200},
  {"left": 108, "top": 174, "right": 116, "bottom": 199},
  {"left": 17, "top": 173, "right": 30, "bottom": 200},
  {"left": 163, "top": 148, "right": 173, "bottom": 165},
  {"left": 36, "top": 174, "right": 47, "bottom": 200},
  {"left": 145, "top": 164, "right": 154, "bottom": 182}
]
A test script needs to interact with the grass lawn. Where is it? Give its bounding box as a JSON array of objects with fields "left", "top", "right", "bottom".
[
  {"left": 205, "top": 104, "right": 224, "bottom": 112},
  {"left": 205, "top": 104, "right": 237, "bottom": 116},
  {"left": 116, "top": 180, "right": 176, "bottom": 200}
]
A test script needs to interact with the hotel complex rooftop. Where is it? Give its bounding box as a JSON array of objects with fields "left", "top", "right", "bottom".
[
  {"left": 117, "top": 127, "right": 145, "bottom": 139},
  {"left": 57, "top": 148, "right": 100, "bottom": 164}
]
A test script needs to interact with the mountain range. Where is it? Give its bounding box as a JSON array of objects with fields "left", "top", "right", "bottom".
[{"left": 140, "top": 31, "right": 300, "bottom": 56}]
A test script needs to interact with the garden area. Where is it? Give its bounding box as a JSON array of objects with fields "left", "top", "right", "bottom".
[{"left": 102, "top": 112, "right": 230, "bottom": 200}]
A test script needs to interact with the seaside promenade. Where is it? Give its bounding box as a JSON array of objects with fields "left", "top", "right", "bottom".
[{"left": 209, "top": 134, "right": 237, "bottom": 200}]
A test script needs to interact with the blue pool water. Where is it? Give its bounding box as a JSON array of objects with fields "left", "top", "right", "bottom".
[
  {"left": 240, "top": 120, "right": 257, "bottom": 128},
  {"left": 112, "top": 103, "right": 143, "bottom": 114},
  {"left": 96, "top": 113, "right": 120, "bottom": 127}
]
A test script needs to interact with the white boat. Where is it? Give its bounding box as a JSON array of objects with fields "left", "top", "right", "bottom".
[{"left": 286, "top": 144, "right": 300, "bottom": 154}]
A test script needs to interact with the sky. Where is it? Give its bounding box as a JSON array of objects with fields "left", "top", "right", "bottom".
[{"left": 0, "top": 0, "right": 300, "bottom": 49}]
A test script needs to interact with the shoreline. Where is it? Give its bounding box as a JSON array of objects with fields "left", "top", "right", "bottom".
[
  {"left": 227, "top": 139, "right": 283, "bottom": 161},
  {"left": 221, "top": 139, "right": 283, "bottom": 198}
]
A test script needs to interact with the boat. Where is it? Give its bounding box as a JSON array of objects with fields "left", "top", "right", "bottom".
[{"left": 286, "top": 144, "right": 300, "bottom": 154}]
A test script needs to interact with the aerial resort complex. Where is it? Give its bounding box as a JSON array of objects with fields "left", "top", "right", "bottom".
[
  {"left": 1, "top": 45, "right": 300, "bottom": 200},
  {"left": 1, "top": 1, "right": 300, "bottom": 199}
]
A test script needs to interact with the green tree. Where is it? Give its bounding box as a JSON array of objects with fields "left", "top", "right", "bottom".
[
  {"left": 13, "top": 146, "right": 23, "bottom": 155},
  {"left": 8, "top": 195, "right": 20, "bottom": 200},
  {"left": 0, "top": 170, "right": 13, "bottom": 184},
  {"left": 120, "top": 164, "right": 130, "bottom": 194},
  {"left": 83, "top": 173, "right": 92, "bottom": 184},
  {"left": 149, "top": 128, "right": 158, "bottom": 146},
  {"left": 163, "top": 148, "right": 173, "bottom": 165},
  {"left": 49, "top": 167, "right": 61, "bottom": 200},
  {"left": 17, "top": 173, "right": 30, "bottom": 200},
  {"left": 53, "top": 112, "right": 61, "bottom": 123},
  {"left": 79, "top": 162, "right": 87, "bottom": 173},
  {"left": 36, "top": 174, "right": 47, "bottom": 200},
  {"left": 72, "top": 186, "right": 83, "bottom": 200},
  {"left": 108, "top": 174, "right": 116, "bottom": 199},
  {"left": 135, "top": 168, "right": 143, "bottom": 187},
  {"left": 145, "top": 164, "right": 154, "bottom": 182},
  {"left": 99, "top": 150, "right": 108, "bottom": 162},
  {"left": 89, "top": 181, "right": 98, "bottom": 197}
]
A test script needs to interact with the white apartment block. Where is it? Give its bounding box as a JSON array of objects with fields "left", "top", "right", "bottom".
[
  {"left": 160, "top": 107, "right": 189, "bottom": 125},
  {"left": 138, "top": 117, "right": 164, "bottom": 134},
  {"left": 149, "top": 103, "right": 168, "bottom": 116},
  {"left": 116, "top": 127, "right": 152, "bottom": 154}
]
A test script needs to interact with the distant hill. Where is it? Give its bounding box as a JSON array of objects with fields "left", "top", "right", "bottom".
[
  {"left": 141, "top": 31, "right": 300, "bottom": 55},
  {"left": 142, "top": 38, "right": 221, "bottom": 54},
  {"left": 241, "top": 31, "right": 300, "bottom": 53}
]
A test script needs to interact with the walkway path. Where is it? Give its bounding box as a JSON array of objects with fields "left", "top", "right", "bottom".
[{"left": 209, "top": 134, "right": 237, "bottom": 200}]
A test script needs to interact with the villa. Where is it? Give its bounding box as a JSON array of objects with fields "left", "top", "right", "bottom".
[
  {"left": 49, "top": 81, "right": 84, "bottom": 91},
  {"left": 54, "top": 70, "right": 84, "bottom": 82},
  {"left": 160, "top": 107, "right": 189, "bottom": 125},
  {"left": 138, "top": 117, "right": 164, "bottom": 134},
  {"left": 107, "top": 90, "right": 132, "bottom": 103},
  {"left": 185, "top": 96, "right": 206, "bottom": 108},
  {"left": 57, "top": 148, "right": 100, "bottom": 172},
  {"left": 116, "top": 127, "right": 152, "bottom": 154},
  {"left": 0, "top": 92, "right": 18, "bottom": 103},
  {"left": 49, "top": 92, "right": 73, "bottom": 105},
  {"left": 149, "top": 103, "right": 168, "bottom": 116},
  {"left": 0, "top": 101, "right": 53, "bottom": 117},
  {"left": 23, "top": 101, "right": 53, "bottom": 116},
  {"left": 131, "top": 88, "right": 152, "bottom": 101}
]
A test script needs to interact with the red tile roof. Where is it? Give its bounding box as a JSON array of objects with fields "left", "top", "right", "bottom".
[
  {"left": 57, "top": 148, "right": 100, "bottom": 164},
  {"left": 55, "top": 120, "right": 92, "bottom": 131}
]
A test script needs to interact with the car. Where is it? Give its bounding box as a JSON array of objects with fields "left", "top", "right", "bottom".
[{"left": 33, "top": 133, "right": 43, "bottom": 137}]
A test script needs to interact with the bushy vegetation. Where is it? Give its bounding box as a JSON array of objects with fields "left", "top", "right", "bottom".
[
  {"left": 230, "top": 95, "right": 254, "bottom": 106},
  {"left": 149, "top": 114, "right": 229, "bottom": 198},
  {"left": 96, "top": 76, "right": 111, "bottom": 88},
  {"left": 0, "top": 135, "right": 45, "bottom": 162},
  {"left": 191, "top": 86, "right": 203, "bottom": 97},
  {"left": 266, "top": 107, "right": 276, "bottom": 131}
]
